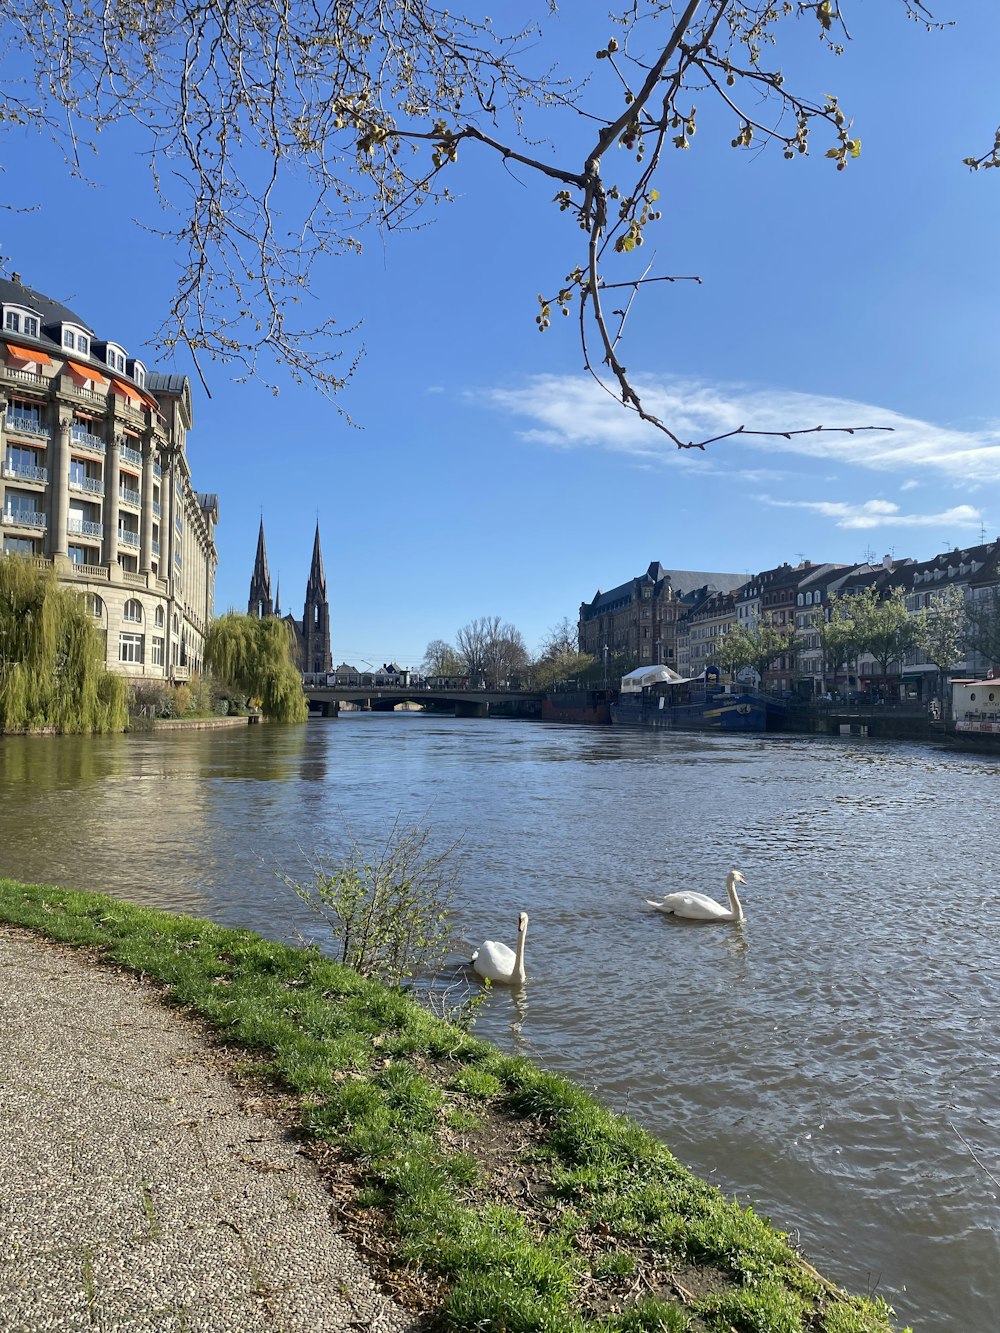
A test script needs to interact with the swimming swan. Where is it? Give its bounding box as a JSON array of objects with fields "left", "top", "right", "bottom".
[
  {"left": 646, "top": 869, "right": 747, "bottom": 922},
  {"left": 472, "top": 911, "right": 528, "bottom": 984}
]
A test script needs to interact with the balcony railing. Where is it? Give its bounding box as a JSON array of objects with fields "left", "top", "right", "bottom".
[
  {"left": 119, "top": 486, "right": 141, "bottom": 507},
  {"left": 68, "top": 518, "right": 104, "bottom": 539},
  {"left": 3, "top": 508, "right": 47, "bottom": 528},
  {"left": 152, "top": 461, "right": 162, "bottom": 479},
  {"left": 2, "top": 364, "right": 45, "bottom": 385},
  {"left": 70, "top": 475, "right": 104, "bottom": 496},
  {"left": 71, "top": 426, "right": 106, "bottom": 453},
  {"left": 151, "top": 539, "right": 161, "bottom": 557},
  {"left": 118, "top": 443, "right": 142, "bottom": 467},
  {"left": 152, "top": 500, "right": 161, "bottom": 519},
  {"left": 118, "top": 527, "right": 140, "bottom": 548},
  {"left": 70, "top": 562, "right": 111, "bottom": 581},
  {"left": 6, "top": 414, "right": 49, "bottom": 439},
  {"left": 3, "top": 460, "right": 47, "bottom": 483}
]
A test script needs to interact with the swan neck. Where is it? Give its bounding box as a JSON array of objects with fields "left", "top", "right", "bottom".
[
  {"left": 726, "top": 877, "right": 745, "bottom": 922},
  {"left": 513, "top": 921, "right": 527, "bottom": 982}
]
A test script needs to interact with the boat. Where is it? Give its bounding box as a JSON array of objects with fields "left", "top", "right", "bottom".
[
  {"left": 610, "top": 665, "right": 780, "bottom": 732},
  {"left": 945, "top": 678, "right": 1000, "bottom": 751}
]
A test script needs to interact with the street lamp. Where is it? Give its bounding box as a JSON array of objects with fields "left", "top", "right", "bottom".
[{"left": 603, "top": 644, "right": 609, "bottom": 689}]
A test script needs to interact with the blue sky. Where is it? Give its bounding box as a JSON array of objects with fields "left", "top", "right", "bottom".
[{"left": 3, "top": 2, "right": 1000, "bottom": 667}]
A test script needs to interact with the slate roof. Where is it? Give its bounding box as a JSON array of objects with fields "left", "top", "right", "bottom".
[{"left": 0, "top": 276, "right": 93, "bottom": 343}]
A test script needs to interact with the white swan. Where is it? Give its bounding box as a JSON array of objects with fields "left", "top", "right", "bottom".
[
  {"left": 646, "top": 869, "right": 747, "bottom": 922},
  {"left": 472, "top": 911, "right": 528, "bottom": 984}
]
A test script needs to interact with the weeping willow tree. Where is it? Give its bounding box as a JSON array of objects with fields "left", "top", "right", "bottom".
[
  {"left": 204, "top": 613, "right": 308, "bottom": 724},
  {"left": 0, "top": 558, "right": 128, "bottom": 734}
]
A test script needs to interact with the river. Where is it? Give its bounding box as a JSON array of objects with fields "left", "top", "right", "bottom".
[{"left": 1, "top": 714, "right": 997, "bottom": 1332}]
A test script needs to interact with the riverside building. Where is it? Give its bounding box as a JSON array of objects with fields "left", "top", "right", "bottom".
[{"left": 0, "top": 276, "right": 217, "bottom": 682}]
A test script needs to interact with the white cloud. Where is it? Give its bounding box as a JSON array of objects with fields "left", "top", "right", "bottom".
[
  {"left": 479, "top": 372, "right": 1000, "bottom": 484},
  {"left": 900, "top": 479, "right": 920, "bottom": 492},
  {"left": 756, "top": 496, "right": 983, "bottom": 531}
]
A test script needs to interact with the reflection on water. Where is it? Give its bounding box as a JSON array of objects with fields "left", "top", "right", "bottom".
[{"left": 2, "top": 716, "right": 999, "bottom": 1332}]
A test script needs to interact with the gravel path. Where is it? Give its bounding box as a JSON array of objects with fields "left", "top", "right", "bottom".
[{"left": 0, "top": 927, "right": 418, "bottom": 1333}]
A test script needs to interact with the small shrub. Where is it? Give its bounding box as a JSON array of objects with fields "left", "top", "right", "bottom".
[{"left": 287, "top": 820, "right": 461, "bottom": 987}]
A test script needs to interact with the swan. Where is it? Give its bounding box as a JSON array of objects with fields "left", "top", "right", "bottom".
[
  {"left": 472, "top": 912, "right": 528, "bottom": 984},
  {"left": 646, "top": 869, "right": 747, "bottom": 922}
]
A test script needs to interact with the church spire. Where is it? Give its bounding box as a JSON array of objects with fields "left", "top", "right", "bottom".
[
  {"left": 247, "top": 518, "right": 274, "bottom": 618},
  {"left": 305, "top": 521, "right": 327, "bottom": 603},
  {"left": 301, "top": 522, "right": 332, "bottom": 675}
]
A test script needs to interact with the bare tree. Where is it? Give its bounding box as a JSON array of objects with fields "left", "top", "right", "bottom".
[
  {"left": 455, "top": 618, "right": 490, "bottom": 683},
  {"left": 0, "top": 1, "right": 968, "bottom": 436}
]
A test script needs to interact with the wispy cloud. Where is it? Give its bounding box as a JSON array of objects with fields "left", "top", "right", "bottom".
[
  {"left": 756, "top": 497, "right": 983, "bottom": 530},
  {"left": 479, "top": 373, "right": 1000, "bottom": 484}
]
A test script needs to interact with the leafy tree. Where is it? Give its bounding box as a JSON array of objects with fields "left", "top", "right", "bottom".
[
  {"left": 0, "top": 1, "right": 977, "bottom": 440},
  {"left": 421, "top": 639, "right": 463, "bottom": 678},
  {"left": 0, "top": 556, "right": 127, "bottom": 733},
  {"left": 851, "top": 586, "right": 919, "bottom": 688},
  {"left": 716, "top": 621, "right": 796, "bottom": 683},
  {"left": 204, "top": 613, "right": 307, "bottom": 722},
  {"left": 963, "top": 587, "right": 1000, "bottom": 669},
  {"left": 914, "top": 584, "right": 968, "bottom": 709}
]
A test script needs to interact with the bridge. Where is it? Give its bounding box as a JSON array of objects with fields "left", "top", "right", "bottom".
[{"left": 303, "top": 682, "right": 544, "bottom": 719}]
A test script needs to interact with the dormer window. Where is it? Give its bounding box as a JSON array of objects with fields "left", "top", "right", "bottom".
[
  {"left": 63, "top": 330, "right": 75, "bottom": 350},
  {"left": 132, "top": 360, "right": 146, "bottom": 388},
  {"left": 77, "top": 335, "right": 89, "bottom": 356},
  {"left": 105, "top": 344, "right": 127, "bottom": 374},
  {"left": 4, "top": 306, "right": 40, "bottom": 338}
]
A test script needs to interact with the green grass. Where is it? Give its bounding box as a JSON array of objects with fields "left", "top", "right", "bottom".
[{"left": 0, "top": 877, "right": 910, "bottom": 1333}]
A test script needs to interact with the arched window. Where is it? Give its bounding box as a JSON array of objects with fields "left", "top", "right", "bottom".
[
  {"left": 154, "top": 606, "right": 165, "bottom": 628},
  {"left": 85, "top": 593, "right": 104, "bottom": 618},
  {"left": 123, "top": 598, "right": 143, "bottom": 623}
]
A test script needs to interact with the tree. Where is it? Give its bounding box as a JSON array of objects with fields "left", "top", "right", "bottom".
[
  {"left": 964, "top": 587, "right": 1000, "bottom": 670},
  {"left": 830, "top": 586, "right": 918, "bottom": 695},
  {"left": 204, "top": 613, "right": 308, "bottom": 723},
  {"left": 455, "top": 615, "right": 528, "bottom": 687},
  {"left": 0, "top": 2, "right": 974, "bottom": 438},
  {"left": 421, "top": 639, "right": 463, "bottom": 679},
  {"left": 532, "top": 617, "right": 595, "bottom": 690},
  {"left": 0, "top": 557, "right": 127, "bottom": 733},
  {"left": 914, "top": 584, "right": 968, "bottom": 709},
  {"left": 716, "top": 621, "right": 796, "bottom": 684}
]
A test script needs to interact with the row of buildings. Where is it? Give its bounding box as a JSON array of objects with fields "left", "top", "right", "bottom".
[
  {"left": 0, "top": 276, "right": 218, "bottom": 681},
  {"left": 578, "top": 544, "right": 1000, "bottom": 698}
]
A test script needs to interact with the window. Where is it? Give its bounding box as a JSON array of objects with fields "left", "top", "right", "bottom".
[
  {"left": 151, "top": 636, "right": 164, "bottom": 666},
  {"left": 24, "top": 317, "right": 38, "bottom": 338},
  {"left": 77, "top": 335, "right": 89, "bottom": 356},
  {"left": 63, "top": 329, "right": 76, "bottom": 350},
  {"left": 5, "top": 311, "right": 18, "bottom": 332},
  {"left": 68, "top": 545, "right": 88, "bottom": 565},
  {"left": 119, "top": 632, "right": 144, "bottom": 664},
  {"left": 154, "top": 606, "right": 165, "bottom": 628},
  {"left": 123, "top": 598, "right": 143, "bottom": 623},
  {"left": 85, "top": 593, "right": 104, "bottom": 617},
  {"left": 70, "top": 459, "right": 86, "bottom": 486},
  {"left": 3, "top": 535, "right": 37, "bottom": 556}
]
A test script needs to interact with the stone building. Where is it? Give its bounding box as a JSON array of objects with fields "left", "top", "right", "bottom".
[
  {"left": 0, "top": 275, "right": 218, "bottom": 681},
  {"left": 579, "top": 560, "right": 745, "bottom": 671},
  {"left": 248, "top": 520, "right": 331, "bottom": 676}
]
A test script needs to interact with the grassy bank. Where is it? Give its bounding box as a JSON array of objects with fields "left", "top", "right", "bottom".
[{"left": 0, "top": 878, "right": 905, "bottom": 1333}]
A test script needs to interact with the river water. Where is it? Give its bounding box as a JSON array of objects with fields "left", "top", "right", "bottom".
[{"left": 1, "top": 714, "right": 997, "bottom": 1331}]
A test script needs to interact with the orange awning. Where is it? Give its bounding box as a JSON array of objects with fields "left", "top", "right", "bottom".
[
  {"left": 66, "top": 359, "right": 108, "bottom": 385},
  {"left": 111, "top": 377, "right": 143, "bottom": 404},
  {"left": 139, "top": 390, "right": 161, "bottom": 413},
  {"left": 6, "top": 342, "right": 51, "bottom": 365}
]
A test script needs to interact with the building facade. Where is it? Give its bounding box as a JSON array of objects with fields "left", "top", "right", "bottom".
[
  {"left": 578, "top": 561, "right": 745, "bottom": 671},
  {"left": 0, "top": 276, "right": 217, "bottom": 681}
]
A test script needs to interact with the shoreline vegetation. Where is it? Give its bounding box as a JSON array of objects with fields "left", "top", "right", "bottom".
[{"left": 0, "top": 879, "right": 905, "bottom": 1333}]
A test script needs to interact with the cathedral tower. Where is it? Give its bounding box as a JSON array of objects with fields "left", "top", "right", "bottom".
[
  {"left": 247, "top": 519, "right": 273, "bottom": 618},
  {"left": 301, "top": 523, "right": 332, "bottom": 674}
]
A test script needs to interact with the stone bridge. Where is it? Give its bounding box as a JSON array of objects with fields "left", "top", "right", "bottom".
[{"left": 303, "top": 683, "right": 543, "bottom": 719}]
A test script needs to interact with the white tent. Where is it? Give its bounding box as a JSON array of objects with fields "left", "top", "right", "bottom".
[{"left": 620, "top": 665, "right": 693, "bottom": 693}]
